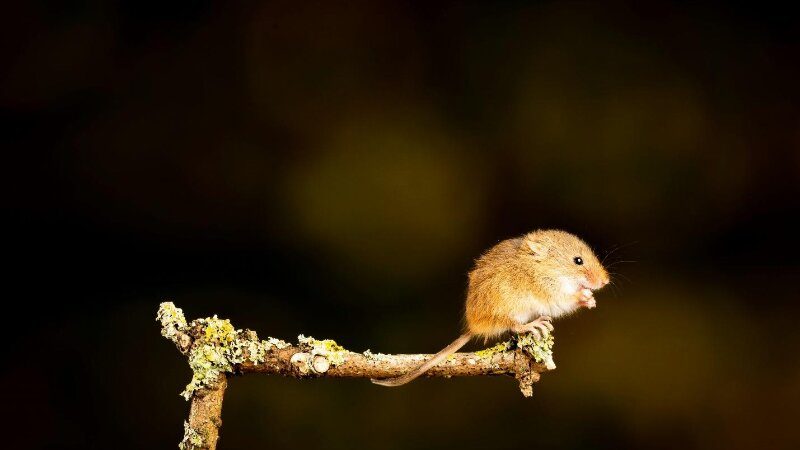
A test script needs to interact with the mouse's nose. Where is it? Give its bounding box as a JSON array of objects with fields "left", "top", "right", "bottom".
[{"left": 598, "top": 273, "right": 610, "bottom": 288}]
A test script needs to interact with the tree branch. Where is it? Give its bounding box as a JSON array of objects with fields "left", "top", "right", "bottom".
[{"left": 157, "top": 302, "right": 555, "bottom": 450}]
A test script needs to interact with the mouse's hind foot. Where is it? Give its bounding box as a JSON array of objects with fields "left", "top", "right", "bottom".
[{"left": 513, "top": 316, "right": 553, "bottom": 340}]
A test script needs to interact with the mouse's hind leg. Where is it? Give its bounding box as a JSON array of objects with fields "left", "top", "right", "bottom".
[{"left": 512, "top": 316, "right": 553, "bottom": 339}]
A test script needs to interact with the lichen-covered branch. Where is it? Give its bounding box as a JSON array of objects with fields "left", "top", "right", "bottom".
[{"left": 157, "top": 302, "right": 555, "bottom": 450}]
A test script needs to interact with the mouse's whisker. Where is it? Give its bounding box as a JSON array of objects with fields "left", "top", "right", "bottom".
[
  {"left": 602, "top": 241, "right": 639, "bottom": 264},
  {"left": 605, "top": 260, "right": 637, "bottom": 268},
  {"left": 608, "top": 272, "right": 633, "bottom": 285}
]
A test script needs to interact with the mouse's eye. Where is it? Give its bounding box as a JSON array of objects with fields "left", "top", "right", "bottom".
[{"left": 573, "top": 256, "right": 583, "bottom": 265}]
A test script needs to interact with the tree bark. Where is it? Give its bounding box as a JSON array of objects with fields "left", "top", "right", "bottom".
[{"left": 183, "top": 375, "right": 226, "bottom": 450}]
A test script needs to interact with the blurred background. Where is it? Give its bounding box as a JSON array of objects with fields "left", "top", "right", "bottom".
[{"left": 4, "top": 1, "right": 800, "bottom": 449}]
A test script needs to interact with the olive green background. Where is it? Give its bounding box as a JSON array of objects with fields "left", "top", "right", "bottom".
[{"left": 5, "top": 1, "right": 799, "bottom": 449}]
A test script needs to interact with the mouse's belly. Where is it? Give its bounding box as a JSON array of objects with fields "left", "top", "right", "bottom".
[{"left": 511, "top": 293, "right": 578, "bottom": 323}]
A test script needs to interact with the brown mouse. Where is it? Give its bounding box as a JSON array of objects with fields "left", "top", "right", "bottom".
[{"left": 372, "top": 229, "right": 610, "bottom": 387}]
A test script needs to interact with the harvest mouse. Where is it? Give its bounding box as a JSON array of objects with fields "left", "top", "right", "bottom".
[{"left": 372, "top": 229, "right": 610, "bottom": 387}]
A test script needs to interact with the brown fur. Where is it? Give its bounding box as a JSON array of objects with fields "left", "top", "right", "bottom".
[
  {"left": 372, "top": 229, "right": 609, "bottom": 387},
  {"left": 466, "top": 229, "right": 609, "bottom": 338}
]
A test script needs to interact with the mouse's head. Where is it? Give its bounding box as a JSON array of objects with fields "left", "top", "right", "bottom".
[{"left": 520, "top": 229, "right": 610, "bottom": 295}]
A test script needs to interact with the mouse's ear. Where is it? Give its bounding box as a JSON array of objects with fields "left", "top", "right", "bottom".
[{"left": 526, "top": 239, "right": 548, "bottom": 261}]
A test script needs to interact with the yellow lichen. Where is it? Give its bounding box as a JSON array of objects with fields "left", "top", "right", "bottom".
[
  {"left": 298, "top": 335, "right": 349, "bottom": 366},
  {"left": 157, "top": 304, "right": 367, "bottom": 400},
  {"left": 474, "top": 341, "right": 512, "bottom": 358},
  {"left": 204, "top": 316, "right": 235, "bottom": 345},
  {"left": 168, "top": 313, "right": 292, "bottom": 400}
]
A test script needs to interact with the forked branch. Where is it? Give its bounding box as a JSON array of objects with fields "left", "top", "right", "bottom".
[{"left": 157, "top": 302, "right": 555, "bottom": 450}]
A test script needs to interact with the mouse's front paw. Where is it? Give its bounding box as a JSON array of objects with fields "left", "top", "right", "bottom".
[{"left": 577, "top": 289, "right": 596, "bottom": 309}]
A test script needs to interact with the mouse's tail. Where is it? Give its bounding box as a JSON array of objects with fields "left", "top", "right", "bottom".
[{"left": 371, "top": 334, "right": 472, "bottom": 387}]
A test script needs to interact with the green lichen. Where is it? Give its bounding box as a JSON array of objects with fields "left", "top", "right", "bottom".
[
  {"left": 298, "top": 335, "right": 349, "bottom": 366},
  {"left": 182, "top": 343, "right": 229, "bottom": 400},
  {"left": 180, "top": 325, "right": 290, "bottom": 399},
  {"left": 179, "top": 315, "right": 239, "bottom": 399},
  {"left": 515, "top": 333, "right": 555, "bottom": 365},
  {"left": 159, "top": 303, "right": 358, "bottom": 382},
  {"left": 156, "top": 304, "right": 290, "bottom": 401},
  {"left": 157, "top": 302, "right": 188, "bottom": 343},
  {"left": 266, "top": 337, "right": 290, "bottom": 349},
  {"left": 472, "top": 333, "right": 554, "bottom": 366},
  {"left": 178, "top": 421, "right": 203, "bottom": 450}
]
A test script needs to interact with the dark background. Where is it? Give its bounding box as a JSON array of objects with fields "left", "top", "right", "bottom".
[{"left": 5, "top": 1, "right": 800, "bottom": 449}]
